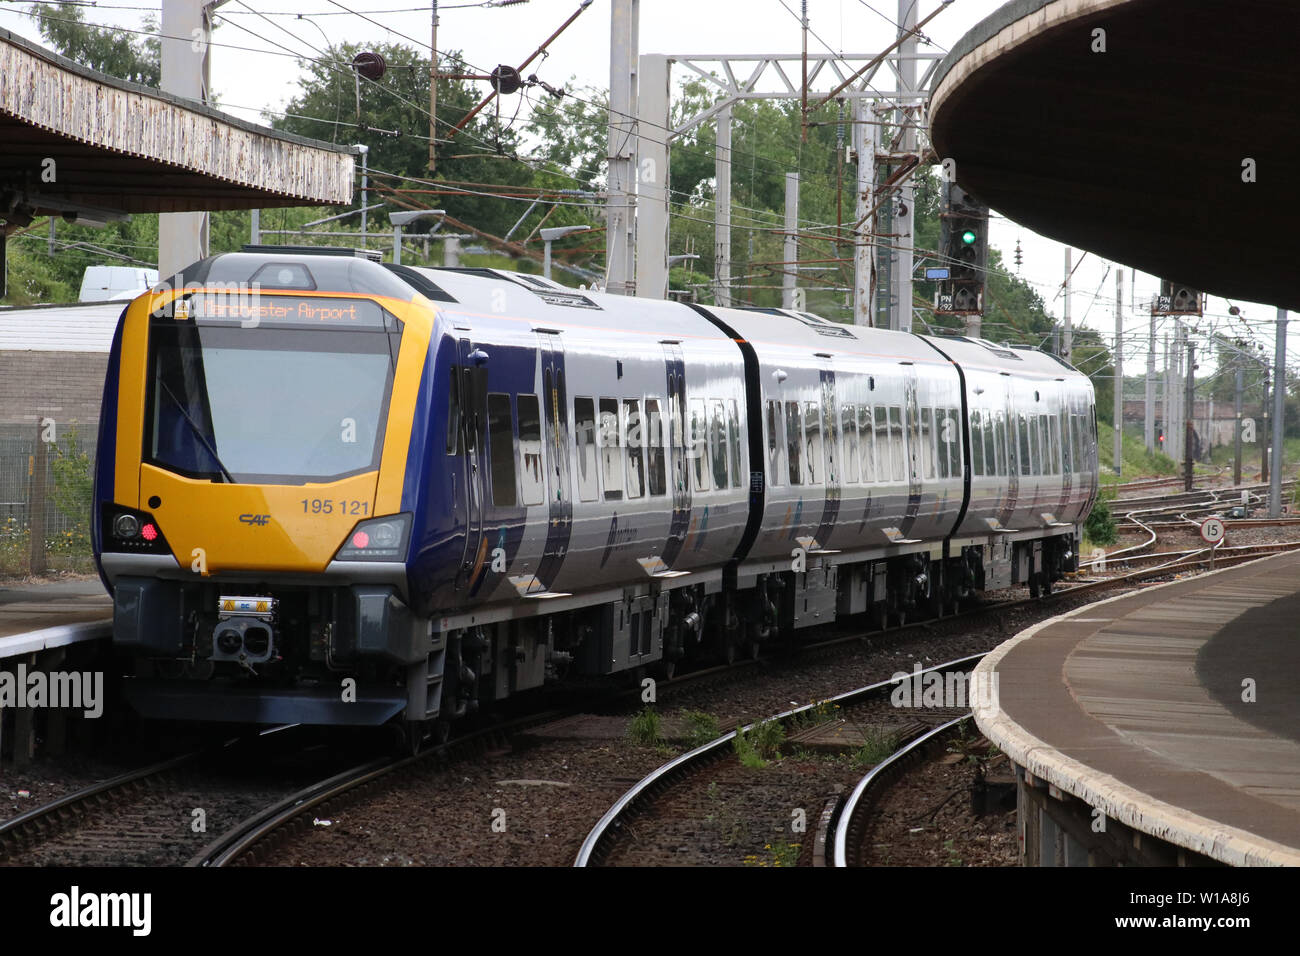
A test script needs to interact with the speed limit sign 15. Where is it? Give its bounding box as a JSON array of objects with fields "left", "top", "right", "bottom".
[{"left": 1200, "top": 516, "right": 1226, "bottom": 545}]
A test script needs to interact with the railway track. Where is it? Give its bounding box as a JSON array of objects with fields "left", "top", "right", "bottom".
[
  {"left": 573, "top": 655, "right": 980, "bottom": 867},
  {"left": 0, "top": 725, "right": 322, "bottom": 866},
  {"left": 575, "top": 543, "right": 1299, "bottom": 867},
  {"left": 830, "top": 714, "right": 975, "bottom": 867}
]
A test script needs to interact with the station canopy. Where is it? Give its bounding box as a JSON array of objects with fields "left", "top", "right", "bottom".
[
  {"left": 929, "top": 0, "right": 1300, "bottom": 310},
  {"left": 0, "top": 27, "right": 353, "bottom": 232}
]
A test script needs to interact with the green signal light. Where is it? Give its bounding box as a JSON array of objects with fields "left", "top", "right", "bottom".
[{"left": 961, "top": 229, "right": 977, "bottom": 245}]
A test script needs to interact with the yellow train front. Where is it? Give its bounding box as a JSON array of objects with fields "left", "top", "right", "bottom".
[{"left": 93, "top": 250, "right": 433, "bottom": 726}]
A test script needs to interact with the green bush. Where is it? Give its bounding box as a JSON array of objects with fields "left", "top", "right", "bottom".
[
  {"left": 1084, "top": 492, "right": 1119, "bottom": 546},
  {"left": 51, "top": 427, "right": 94, "bottom": 536},
  {"left": 733, "top": 717, "right": 784, "bottom": 768},
  {"left": 681, "top": 709, "right": 721, "bottom": 749},
  {"left": 626, "top": 707, "right": 663, "bottom": 746}
]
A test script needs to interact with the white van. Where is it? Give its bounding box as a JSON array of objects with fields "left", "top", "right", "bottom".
[{"left": 78, "top": 266, "right": 159, "bottom": 302}]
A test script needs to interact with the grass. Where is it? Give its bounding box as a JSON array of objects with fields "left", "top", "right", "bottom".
[
  {"left": 1096, "top": 422, "right": 1180, "bottom": 483},
  {"left": 733, "top": 717, "right": 785, "bottom": 769},
  {"left": 681, "top": 709, "right": 721, "bottom": 749},
  {"left": 850, "top": 726, "right": 899, "bottom": 769},
  {"left": 743, "top": 841, "right": 801, "bottom": 867},
  {"left": 943, "top": 838, "right": 963, "bottom": 867},
  {"left": 625, "top": 707, "right": 663, "bottom": 747},
  {"left": 788, "top": 698, "right": 839, "bottom": 734}
]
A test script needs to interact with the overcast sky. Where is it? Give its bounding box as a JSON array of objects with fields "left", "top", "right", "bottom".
[{"left": 2, "top": 0, "right": 1290, "bottom": 382}]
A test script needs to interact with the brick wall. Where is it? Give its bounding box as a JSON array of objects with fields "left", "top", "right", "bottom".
[{"left": 0, "top": 350, "right": 108, "bottom": 430}]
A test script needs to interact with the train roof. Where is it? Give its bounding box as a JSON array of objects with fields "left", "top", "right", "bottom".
[
  {"left": 153, "top": 255, "right": 1088, "bottom": 384},
  {"left": 920, "top": 333, "right": 1087, "bottom": 381},
  {"left": 406, "top": 267, "right": 737, "bottom": 345}
]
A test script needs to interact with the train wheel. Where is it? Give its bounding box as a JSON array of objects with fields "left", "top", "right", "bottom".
[
  {"left": 391, "top": 720, "right": 427, "bottom": 757},
  {"left": 664, "top": 660, "right": 677, "bottom": 680},
  {"left": 724, "top": 641, "right": 737, "bottom": 666},
  {"left": 433, "top": 719, "right": 452, "bottom": 746},
  {"left": 748, "top": 641, "right": 761, "bottom": 661},
  {"left": 869, "top": 603, "right": 887, "bottom": 632},
  {"left": 1029, "top": 574, "right": 1041, "bottom": 599},
  {"left": 1042, "top": 574, "right": 1054, "bottom": 596}
]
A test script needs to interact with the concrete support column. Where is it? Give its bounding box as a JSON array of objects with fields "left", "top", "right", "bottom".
[
  {"left": 783, "top": 172, "right": 799, "bottom": 309},
  {"left": 713, "top": 104, "right": 732, "bottom": 308},
  {"left": 636, "top": 54, "right": 671, "bottom": 299}
]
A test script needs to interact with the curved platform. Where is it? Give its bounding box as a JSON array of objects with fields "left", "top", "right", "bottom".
[
  {"left": 929, "top": 0, "right": 1300, "bottom": 310},
  {"left": 973, "top": 551, "right": 1300, "bottom": 866}
]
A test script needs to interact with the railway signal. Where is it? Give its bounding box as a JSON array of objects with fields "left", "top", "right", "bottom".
[
  {"left": 935, "top": 182, "right": 988, "bottom": 316},
  {"left": 1151, "top": 279, "right": 1203, "bottom": 316}
]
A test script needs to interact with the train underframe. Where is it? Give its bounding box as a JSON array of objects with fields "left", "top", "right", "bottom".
[{"left": 113, "top": 530, "right": 1076, "bottom": 733}]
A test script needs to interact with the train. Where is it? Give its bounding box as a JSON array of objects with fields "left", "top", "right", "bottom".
[{"left": 92, "top": 247, "right": 1098, "bottom": 738}]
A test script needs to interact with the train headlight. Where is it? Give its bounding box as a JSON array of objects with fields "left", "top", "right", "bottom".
[
  {"left": 113, "top": 513, "right": 140, "bottom": 539},
  {"left": 100, "top": 504, "right": 171, "bottom": 555},
  {"left": 334, "top": 513, "right": 411, "bottom": 562}
]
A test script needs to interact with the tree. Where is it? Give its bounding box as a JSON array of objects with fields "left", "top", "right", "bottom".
[
  {"left": 31, "top": 2, "right": 159, "bottom": 86},
  {"left": 271, "top": 43, "right": 536, "bottom": 239}
]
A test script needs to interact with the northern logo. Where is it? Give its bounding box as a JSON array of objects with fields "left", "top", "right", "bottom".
[{"left": 238, "top": 514, "right": 271, "bottom": 526}]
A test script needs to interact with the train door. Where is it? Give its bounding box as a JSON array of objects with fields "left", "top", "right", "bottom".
[
  {"left": 453, "top": 337, "right": 488, "bottom": 592},
  {"left": 661, "top": 342, "right": 691, "bottom": 568},
  {"left": 536, "top": 332, "right": 573, "bottom": 589},
  {"left": 900, "top": 366, "right": 922, "bottom": 537},
  {"left": 813, "top": 363, "right": 840, "bottom": 548}
]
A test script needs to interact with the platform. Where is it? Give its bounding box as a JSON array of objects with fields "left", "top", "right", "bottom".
[
  {"left": 0, "top": 577, "right": 111, "bottom": 653},
  {"left": 974, "top": 551, "right": 1300, "bottom": 866}
]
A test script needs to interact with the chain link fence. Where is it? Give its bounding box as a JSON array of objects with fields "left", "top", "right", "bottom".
[{"left": 0, "top": 422, "right": 97, "bottom": 576}]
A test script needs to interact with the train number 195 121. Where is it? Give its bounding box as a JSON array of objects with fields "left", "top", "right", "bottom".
[{"left": 301, "top": 499, "right": 369, "bottom": 516}]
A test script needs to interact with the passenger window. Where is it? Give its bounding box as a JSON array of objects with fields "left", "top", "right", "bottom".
[
  {"left": 645, "top": 399, "right": 666, "bottom": 496},
  {"left": 1074, "top": 412, "right": 1086, "bottom": 471},
  {"left": 766, "top": 400, "right": 784, "bottom": 488},
  {"left": 486, "top": 393, "right": 516, "bottom": 507},
  {"left": 574, "top": 397, "right": 598, "bottom": 502},
  {"left": 920, "top": 408, "right": 936, "bottom": 480},
  {"left": 517, "top": 394, "right": 545, "bottom": 506},
  {"left": 940, "top": 409, "right": 959, "bottom": 478},
  {"left": 710, "top": 399, "right": 729, "bottom": 490},
  {"left": 1061, "top": 411, "right": 1073, "bottom": 474},
  {"left": 1038, "top": 415, "right": 1050, "bottom": 475},
  {"left": 804, "top": 401, "right": 822, "bottom": 484},
  {"left": 785, "top": 401, "right": 803, "bottom": 486},
  {"left": 888, "top": 406, "right": 905, "bottom": 482},
  {"left": 1049, "top": 414, "right": 1061, "bottom": 475},
  {"left": 728, "top": 399, "right": 743, "bottom": 488},
  {"left": 824, "top": 399, "right": 838, "bottom": 484},
  {"left": 690, "top": 398, "right": 710, "bottom": 491},
  {"left": 873, "top": 406, "right": 890, "bottom": 482},
  {"left": 970, "top": 410, "right": 983, "bottom": 476},
  {"left": 625, "top": 399, "right": 645, "bottom": 499},
  {"left": 982, "top": 411, "right": 996, "bottom": 476},
  {"left": 858, "top": 405, "right": 875, "bottom": 482},
  {"left": 600, "top": 398, "right": 624, "bottom": 500},
  {"left": 842, "top": 404, "right": 859, "bottom": 484},
  {"left": 1018, "top": 413, "right": 1032, "bottom": 476},
  {"left": 993, "top": 411, "right": 1006, "bottom": 476}
]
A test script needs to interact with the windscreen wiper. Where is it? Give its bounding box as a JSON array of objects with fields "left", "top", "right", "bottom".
[{"left": 157, "top": 378, "right": 237, "bottom": 484}]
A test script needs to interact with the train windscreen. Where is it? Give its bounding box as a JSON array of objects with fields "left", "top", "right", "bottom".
[{"left": 143, "top": 294, "right": 400, "bottom": 484}]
